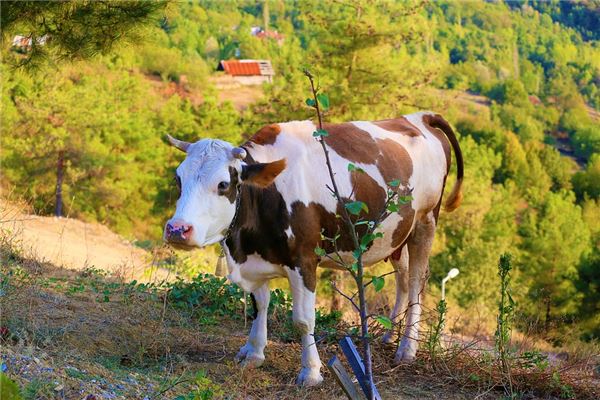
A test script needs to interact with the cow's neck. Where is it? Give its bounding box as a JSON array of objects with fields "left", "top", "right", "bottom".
[{"left": 224, "top": 165, "right": 292, "bottom": 267}]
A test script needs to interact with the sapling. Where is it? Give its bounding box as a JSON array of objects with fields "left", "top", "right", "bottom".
[{"left": 304, "top": 70, "right": 411, "bottom": 399}]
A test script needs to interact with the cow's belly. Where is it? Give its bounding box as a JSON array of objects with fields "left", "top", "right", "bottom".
[
  {"left": 224, "top": 248, "right": 286, "bottom": 292},
  {"left": 320, "top": 211, "right": 415, "bottom": 268}
]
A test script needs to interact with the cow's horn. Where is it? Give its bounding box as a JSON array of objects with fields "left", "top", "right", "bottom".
[
  {"left": 167, "top": 134, "right": 190, "bottom": 153},
  {"left": 231, "top": 147, "right": 247, "bottom": 160}
]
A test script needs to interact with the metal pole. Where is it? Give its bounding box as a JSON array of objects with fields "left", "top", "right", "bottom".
[{"left": 441, "top": 277, "right": 448, "bottom": 300}]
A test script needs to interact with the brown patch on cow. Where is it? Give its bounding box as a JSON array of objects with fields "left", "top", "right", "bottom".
[
  {"left": 288, "top": 202, "right": 325, "bottom": 292},
  {"left": 375, "top": 138, "right": 413, "bottom": 185},
  {"left": 391, "top": 206, "right": 415, "bottom": 248},
  {"left": 351, "top": 171, "right": 386, "bottom": 221},
  {"left": 323, "top": 122, "right": 379, "bottom": 164},
  {"left": 249, "top": 124, "right": 281, "bottom": 146},
  {"left": 226, "top": 182, "right": 292, "bottom": 266},
  {"left": 241, "top": 159, "right": 286, "bottom": 188},
  {"left": 288, "top": 172, "right": 386, "bottom": 291},
  {"left": 373, "top": 117, "right": 423, "bottom": 137}
]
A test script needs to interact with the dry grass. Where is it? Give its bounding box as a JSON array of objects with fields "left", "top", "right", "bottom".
[{"left": 1, "top": 229, "right": 598, "bottom": 399}]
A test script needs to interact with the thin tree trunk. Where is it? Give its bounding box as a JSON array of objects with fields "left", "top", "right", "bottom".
[
  {"left": 55, "top": 150, "right": 64, "bottom": 217},
  {"left": 545, "top": 298, "right": 551, "bottom": 332},
  {"left": 330, "top": 270, "right": 343, "bottom": 312},
  {"left": 263, "top": 0, "right": 269, "bottom": 32}
]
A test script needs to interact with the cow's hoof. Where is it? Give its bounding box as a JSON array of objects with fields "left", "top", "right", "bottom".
[
  {"left": 381, "top": 332, "right": 395, "bottom": 344},
  {"left": 296, "top": 367, "right": 323, "bottom": 387},
  {"left": 393, "top": 346, "right": 417, "bottom": 366},
  {"left": 235, "top": 345, "right": 265, "bottom": 368}
]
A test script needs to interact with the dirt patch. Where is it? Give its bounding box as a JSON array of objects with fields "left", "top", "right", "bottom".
[{"left": 0, "top": 200, "right": 172, "bottom": 282}]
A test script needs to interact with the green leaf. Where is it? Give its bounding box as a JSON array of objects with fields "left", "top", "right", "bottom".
[
  {"left": 388, "top": 179, "right": 400, "bottom": 187},
  {"left": 398, "top": 195, "right": 413, "bottom": 205},
  {"left": 305, "top": 98, "right": 316, "bottom": 107},
  {"left": 352, "top": 249, "right": 362, "bottom": 260},
  {"left": 345, "top": 201, "right": 368, "bottom": 215},
  {"left": 360, "top": 232, "right": 382, "bottom": 248},
  {"left": 317, "top": 93, "right": 330, "bottom": 110},
  {"left": 350, "top": 262, "right": 359, "bottom": 273},
  {"left": 347, "top": 163, "right": 364, "bottom": 173},
  {"left": 374, "top": 315, "right": 392, "bottom": 329},
  {"left": 313, "top": 129, "right": 329, "bottom": 138},
  {"left": 314, "top": 246, "right": 326, "bottom": 257},
  {"left": 387, "top": 202, "right": 399, "bottom": 212},
  {"left": 372, "top": 276, "right": 385, "bottom": 292}
]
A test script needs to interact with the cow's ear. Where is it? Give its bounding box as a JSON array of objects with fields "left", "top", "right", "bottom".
[{"left": 241, "top": 159, "right": 286, "bottom": 188}]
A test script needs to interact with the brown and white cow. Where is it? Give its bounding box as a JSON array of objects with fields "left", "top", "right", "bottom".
[{"left": 164, "top": 111, "right": 463, "bottom": 386}]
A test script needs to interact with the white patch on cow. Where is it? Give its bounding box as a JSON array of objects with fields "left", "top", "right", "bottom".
[
  {"left": 248, "top": 121, "right": 350, "bottom": 215},
  {"left": 236, "top": 282, "right": 269, "bottom": 368},
  {"left": 284, "top": 227, "right": 294, "bottom": 239},
  {"left": 354, "top": 115, "right": 447, "bottom": 213},
  {"left": 284, "top": 266, "right": 323, "bottom": 386},
  {"left": 224, "top": 246, "right": 285, "bottom": 293},
  {"left": 167, "top": 139, "right": 242, "bottom": 247}
]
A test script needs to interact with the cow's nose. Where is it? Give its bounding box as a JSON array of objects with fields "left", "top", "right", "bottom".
[{"left": 165, "top": 220, "right": 193, "bottom": 243}]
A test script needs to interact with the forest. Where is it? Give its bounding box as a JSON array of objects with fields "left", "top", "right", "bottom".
[{"left": 1, "top": 0, "right": 599, "bottom": 349}]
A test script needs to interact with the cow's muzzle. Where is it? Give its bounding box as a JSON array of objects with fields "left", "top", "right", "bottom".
[{"left": 165, "top": 220, "right": 194, "bottom": 246}]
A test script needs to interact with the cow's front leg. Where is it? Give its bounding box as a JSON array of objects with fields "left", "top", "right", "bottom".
[
  {"left": 285, "top": 267, "right": 323, "bottom": 386},
  {"left": 235, "top": 282, "right": 269, "bottom": 368}
]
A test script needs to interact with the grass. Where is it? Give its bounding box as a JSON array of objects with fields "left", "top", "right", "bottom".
[{"left": 1, "top": 231, "right": 598, "bottom": 399}]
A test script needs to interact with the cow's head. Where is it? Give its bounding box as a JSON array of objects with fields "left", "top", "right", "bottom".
[{"left": 163, "top": 135, "right": 285, "bottom": 249}]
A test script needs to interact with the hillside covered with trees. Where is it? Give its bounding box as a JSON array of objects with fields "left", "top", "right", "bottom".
[{"left": 1, "top": 0, "right": 599, "bottom": 343}]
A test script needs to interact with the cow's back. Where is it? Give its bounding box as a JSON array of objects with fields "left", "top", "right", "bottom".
[{"left": 244, "top": 112, "right": 452, "bottom": 264}]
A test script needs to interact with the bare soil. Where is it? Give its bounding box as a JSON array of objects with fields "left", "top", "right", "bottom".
[{"left": 0, "top": 200, "right": 172, "bottom": 283}]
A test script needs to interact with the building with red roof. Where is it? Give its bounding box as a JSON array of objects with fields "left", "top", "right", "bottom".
[{"left": 217, "top": 60, "right": 274, "bottom": 85}]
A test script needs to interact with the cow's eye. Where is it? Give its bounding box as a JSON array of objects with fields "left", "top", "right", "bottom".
[{"left": 218, "top": 181, "right": 230, "bottom": 192}]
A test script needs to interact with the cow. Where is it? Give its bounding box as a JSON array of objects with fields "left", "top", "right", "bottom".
[{"left": 164, "top": 111, "right": 463, "bottom": 386}]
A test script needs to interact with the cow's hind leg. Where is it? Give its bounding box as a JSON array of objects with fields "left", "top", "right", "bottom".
[
  {"left": 382, "top": 246, "right": 409, "bottom": 344},
  {"left": 395, "top": 212, "right": 435, "bottom": 364},
  {"left": 235, "top": 282, "right": 269, "bottom": 368},
  {"left": 285, "top": 266, "right": 323, "bottom": 386}
]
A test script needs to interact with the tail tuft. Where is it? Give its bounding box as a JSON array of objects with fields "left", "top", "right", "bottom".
[{"left": 443, "top": 181, "right": 463, "bottom": 212}]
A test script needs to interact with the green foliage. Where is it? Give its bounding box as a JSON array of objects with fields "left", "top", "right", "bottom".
[
  {"left": 167, "top": 274, "right": 245, "bottom": 319},
  {"left": 519, "top": 192, "right": 591, "bottom": 330},
  {"left": 0, "top": 1, "right": 166, "bottom": 69},
  {"left": 173, "top": 370, "right": 224, "bottom": 400},
  {"left": 0, "top": 373, "right": 22, "bottom": 400},
  {"left": 374, "top": 315, "right": 392, "bottom": 330},
  {"left": 426, "top": 299, "right": 447, "bottom": 361},
  {"left": 573, "top": 154, "right": 600, "bottom": 200}
]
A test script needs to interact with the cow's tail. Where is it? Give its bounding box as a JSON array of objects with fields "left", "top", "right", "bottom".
[{"left": 428, "top": 114, "right": 463, "bottom": 212}]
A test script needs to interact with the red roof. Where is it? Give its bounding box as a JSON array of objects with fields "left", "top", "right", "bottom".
[
  {"left": 256, "top": 31, "right": 284, "bottom": 41},
  {"left": 218, "top": 60, "right": 274, "bottom": 76}
]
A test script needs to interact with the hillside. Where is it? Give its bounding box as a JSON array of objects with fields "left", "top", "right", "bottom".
[
  {"left": 1, "top": 0, "right": 599, "bottom": 398},
  {"left": 1, "top": 235, "right": 598, "bottom": 400}
]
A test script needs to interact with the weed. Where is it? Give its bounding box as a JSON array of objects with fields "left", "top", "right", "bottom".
[
  {"left": 173, "top": 371, "right": 224, "bottom": 400},
  {"left": 21, "top": 377, "right": 55, "bottom": 400},
  {"left": 495, "top": 253, "right": 515, "bottom": 395},
  {"left": 426, "top": 299, "right": 447, "bottom": 363}
]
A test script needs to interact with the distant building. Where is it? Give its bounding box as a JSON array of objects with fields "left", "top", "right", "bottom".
[
  {"left": 11, "top": 35, "right": 48, "bottom": 51},
  {"left": 250, "top": 26, "right": 284, "bottom": 46},
  {"left": 217, "top": 60, "right": 274, "bottom": 85}
]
